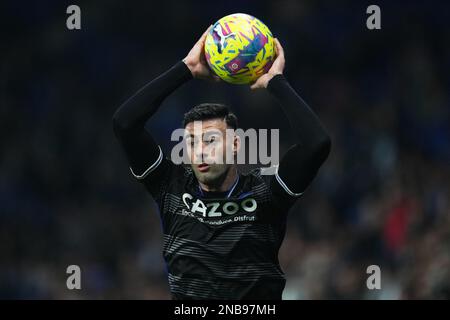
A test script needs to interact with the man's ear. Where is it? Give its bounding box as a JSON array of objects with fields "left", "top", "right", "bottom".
[{"left": 234, "top": 134, "right": 241, "bottom": 155}]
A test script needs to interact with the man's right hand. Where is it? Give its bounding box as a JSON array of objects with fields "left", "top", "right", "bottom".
[{"left": 183, "top": 25, "right": 220, "bottom": 82}]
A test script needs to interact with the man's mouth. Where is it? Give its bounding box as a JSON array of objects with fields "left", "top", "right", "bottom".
[{"left": 197, "top": 163, "right": 210, "bottom": 172}]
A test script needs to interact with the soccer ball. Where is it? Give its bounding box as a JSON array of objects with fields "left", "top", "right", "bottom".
[{"left": 204, "top": 13, "right": 275, "bottom": 85}]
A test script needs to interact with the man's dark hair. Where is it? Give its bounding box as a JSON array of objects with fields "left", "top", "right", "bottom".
[{"left": 182, "top": 103, "right": 238, "bottom": 129}]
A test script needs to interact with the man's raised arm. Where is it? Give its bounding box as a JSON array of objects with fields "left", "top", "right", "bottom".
[
  {"left": 112, "top": 61, "right": 192, "bottom": 178},
  {"left": 112, "top": 25, "right": 217, "bottom": 178},
  {"left": 251, "top": 38, "right": 331, "bottom": 197}
]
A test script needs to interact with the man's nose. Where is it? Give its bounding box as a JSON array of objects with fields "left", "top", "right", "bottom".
[{"left": 194, "top": 142, "right": 206, "bottom": 163}]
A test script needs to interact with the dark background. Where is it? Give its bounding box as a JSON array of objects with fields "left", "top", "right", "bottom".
[{"left": 1, "top": 0, "right": 449, "bottom": 299}]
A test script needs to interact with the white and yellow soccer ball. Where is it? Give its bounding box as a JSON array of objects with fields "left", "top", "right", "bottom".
[{"left": 204, "top": 13, "right": 275, "bottom": 85}]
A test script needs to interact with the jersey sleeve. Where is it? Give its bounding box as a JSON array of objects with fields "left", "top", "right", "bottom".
[
  {"left": 259, "top": 166, "right": 302, "bottom": 212},
  {"left": 264, "top": 74, "right": 331, "bottom": 203}
]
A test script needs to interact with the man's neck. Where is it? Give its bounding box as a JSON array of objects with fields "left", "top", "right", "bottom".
[{"left": 199, "top": 166, "right": 238, "bottom": 192}]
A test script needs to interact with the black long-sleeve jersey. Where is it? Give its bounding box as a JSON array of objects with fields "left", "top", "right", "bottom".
[{"left": 113, "top": 61, "right": 331, "bottom": 299}]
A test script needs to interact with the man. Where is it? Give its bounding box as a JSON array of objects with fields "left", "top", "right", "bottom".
[{"left": 112, "top": 25, "right": 331, "bottom": 299}]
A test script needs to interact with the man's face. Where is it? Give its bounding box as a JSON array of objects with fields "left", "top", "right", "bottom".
[{"left": 184, "top": 118, "right": 238, "bottom": 186}]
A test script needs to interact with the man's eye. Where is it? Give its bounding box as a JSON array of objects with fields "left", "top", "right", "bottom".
[
  {"left": 185, "top": 138, "right": 195, "bottom": 146},
  {"left": 205, "top": 136, "right": 216, "bottom": 144}
]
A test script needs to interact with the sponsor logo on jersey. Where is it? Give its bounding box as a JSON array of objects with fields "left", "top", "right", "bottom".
[{"left": 182, "top": 193, "right": 257, "bottom": 218}]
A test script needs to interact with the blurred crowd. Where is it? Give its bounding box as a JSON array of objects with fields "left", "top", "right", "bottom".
[{"left": 1, "top": 0, "right": 449, "bottom": 299}]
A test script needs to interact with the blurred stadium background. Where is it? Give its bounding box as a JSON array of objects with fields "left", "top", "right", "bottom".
[{"left": 1, "top": 0, "right": 449, "bottom": 299}]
